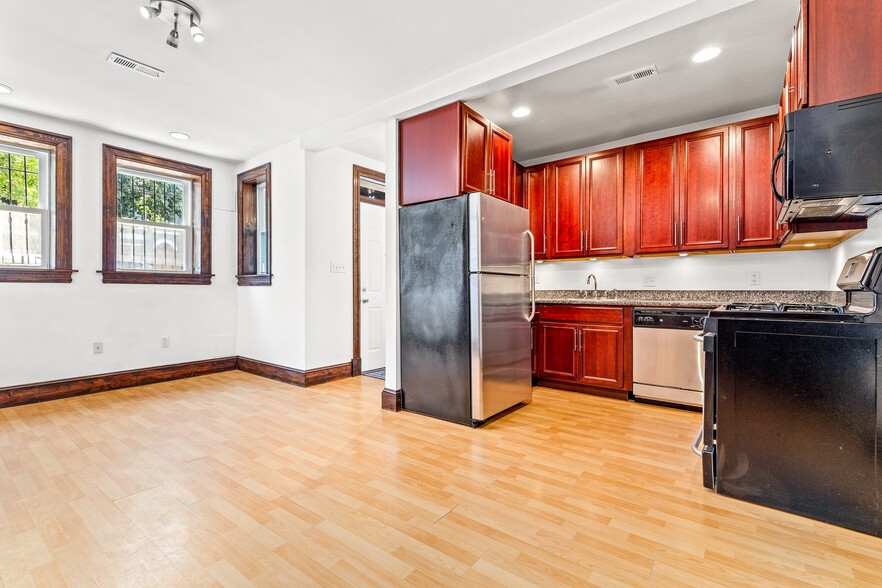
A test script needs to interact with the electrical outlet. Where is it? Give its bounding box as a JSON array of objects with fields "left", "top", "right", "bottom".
[
  {"left": 93, "top": 342, "right": 103, "bottom": 355},
  {"left": 330, "top": 261, "right": 346, "bottom": 273},
  {"left": 750, "top": 271, "right": 761, "bottom": 286},
  {"left": 160, "top": 336, "right": 170, "bottom": 348},
  {"left": 642, "top": 274, "right": 657, "bottom": 288}
]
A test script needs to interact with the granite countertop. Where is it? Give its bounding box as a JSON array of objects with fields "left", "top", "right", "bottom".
[{"left": 536, "top": 290, "right": 846, "bottom": 309}]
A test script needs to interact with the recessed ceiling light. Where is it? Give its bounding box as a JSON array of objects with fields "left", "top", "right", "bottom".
[
  {"left": 511, "top": 106, "right": 532, "bottom": 118},
  {"left": 0, "top": 83, "right": 12, "bottom": 94},
  {"left": 692, "top": 47, "right": 722, "bottom": 63},
  {"left": 169, "top": 131, "right": 190, "bottom": 141}
]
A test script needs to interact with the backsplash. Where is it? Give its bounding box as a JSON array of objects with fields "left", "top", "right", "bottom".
[
  {"left": 535, "top": 248, "right": 835, "bottom": 291},
  {"left": 536, "top": 289, "right": 846, "bottom": 306}
]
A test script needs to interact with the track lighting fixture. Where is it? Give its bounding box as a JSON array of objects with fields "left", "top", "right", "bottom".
[{"left": 139, "top": 0, "right": 204, "bottom": 48}]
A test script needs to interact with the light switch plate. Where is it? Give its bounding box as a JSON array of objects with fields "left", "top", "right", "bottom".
[
  {"left": 330, "top": 261, "right": 346, "bottom": 273},
  {"left": 642, "top": 274, "right": 657, "bottom": 288}
]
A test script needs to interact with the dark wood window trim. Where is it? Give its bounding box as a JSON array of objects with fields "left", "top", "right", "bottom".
[
  {"left": 0, "top": 121, "right": 74, "bottom": 283},
  {"left": 101, "top": 144, "right": 212, "bottom": 285},
  {"left": 351, "top": 164, "right": 386, "bottom": 375},
  {"left": 236, "top": 163, "right": 272, "bottom": 286}
]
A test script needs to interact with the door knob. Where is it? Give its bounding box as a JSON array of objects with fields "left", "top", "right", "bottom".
[{"left": 362, "top": 298, "right": 369, "bottom": 304}]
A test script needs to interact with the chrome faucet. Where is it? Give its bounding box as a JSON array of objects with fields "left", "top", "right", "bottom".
[{"left": 586, "top": 273, "right": 598, "bottom": 297}]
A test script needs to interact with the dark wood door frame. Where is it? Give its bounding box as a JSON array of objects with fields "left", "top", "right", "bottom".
[{"left": 351, "top": 165, "right": 386, "bottom": 375}]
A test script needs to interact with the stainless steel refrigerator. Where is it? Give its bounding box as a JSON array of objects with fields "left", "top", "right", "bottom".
[{"left": 399, "top": 192, "right": 535, "bottom": 426}]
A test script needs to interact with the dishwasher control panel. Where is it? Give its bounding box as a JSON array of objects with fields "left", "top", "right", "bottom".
[{"left": 633, "top": 308, "right": 708, "bottom": 330}]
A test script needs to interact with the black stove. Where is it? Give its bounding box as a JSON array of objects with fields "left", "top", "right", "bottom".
[{"left": 712, "top": 299, "right": 863, "bottom": 322}]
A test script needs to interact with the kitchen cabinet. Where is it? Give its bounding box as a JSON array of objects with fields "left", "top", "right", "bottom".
[
  {"left": 679, "top": 126, "right": 729, "bottom": 251},
  {"left": 731, "top": 116, "right": 787, "bottom": 248},
  {"left": 399, "top": 102, "right": 514, "bottom": 205},
  {"left": 634, "top": 138, "right": 678, "bottom": 254},
  {"left": 524, "top": 164, "right": 547, "bottom": 259},
  {"left": 634, "top": 128, "right": 729, "bottom": 254},
  {"left": 546, "top": 148, "right": 624, "bottom": 259},
  {"left": 534, "top": 305, "right": 630, "bottom": 398},
  {"left": 546, "top": 156, "right": 585, "bottom": 259},
  {"left": 586, "top": 148, "right": 625, "bottom": 256},
  {"left": 513, "top": 162, "right": 525, "bottom": 208}
]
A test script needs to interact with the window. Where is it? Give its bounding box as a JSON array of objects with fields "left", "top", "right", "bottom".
[
  {"left": 236, "top": 163, "right": 271, "bottom": 286},
  {"left": 102, "top": 145, "right": 212, "bottom": 285},
  {"left": 0, "top": 121, "right": 73, "bottom": 283}
]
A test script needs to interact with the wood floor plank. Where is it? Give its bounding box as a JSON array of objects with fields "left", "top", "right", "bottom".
[{"left": 1, "top": 370, "right": 880, "bottom": 586}]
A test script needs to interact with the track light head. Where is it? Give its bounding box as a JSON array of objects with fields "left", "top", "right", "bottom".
[
  {"left": 140, "top": 3, "right": 161, "bottom": 19},
  {"left": 166, "top": 14, "right": 180, "bottom": 48},
  {"left": 189, "top": 15, "right": 204, "bottom": 42}
]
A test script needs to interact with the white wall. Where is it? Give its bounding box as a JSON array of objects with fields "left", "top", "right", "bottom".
[
  {"left": 235, "top": 143, "right": 384, "bottom": 371},
  {"left": 0, "top": 106, "right": 238, "bottom": 388},
  {"left": 304, "top": 147, "right": 385, "bottom": 369},
  {"left": 535, "top": 248, "right": 833, "bottom": 292},
  {"left": 235, "top": 140, "right": 308, "bottom": 369}
]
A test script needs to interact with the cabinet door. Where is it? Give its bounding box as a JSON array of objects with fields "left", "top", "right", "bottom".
[
  {"left": 537, "top": 323, "right": 578, "bottom": 382},
  {"left": 577, "top": 325, "right": 625, "bottom": 389},
  {"left": 461, "top": 106, "right": 490, "bottom": 194},
  {"left": 585, "top": 148, "right": 624, "bottom": 256},
  {"left": 732, "top": 117, "right": 784, "bottom": 249},
  {"left": 794, "top": 3, "right": 807, "bottom": 109},
  {"left": 634, "top": 138, "right": 678, "bottom": 254},
  {"left": 512, "top": 162, "right": 525, "bottom": 208},
  {"left": 490, "top": 125, "right": 513, "bottom": 202},
  {"left": 808, "top": 0, "right": 882, "bottom": 107},
  {"left": 524, "top": 165, "right": 547, "bottom": 259},
  {"left": 547, "top": 156, "right": 586, "bottom": 259},
  {"left": 679, "top": 126, "right": 729, "bottom": 251}
]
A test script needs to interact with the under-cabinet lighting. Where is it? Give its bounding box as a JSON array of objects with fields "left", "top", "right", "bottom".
[
  {"left": 679, "top": 253, "right": 689, "bottom": 257},
  {"left": 692, "top": 47, "right": 722, "bottom": 63},
  {"left": 804, "top": 243, "right": 817, "bottom": 248}
]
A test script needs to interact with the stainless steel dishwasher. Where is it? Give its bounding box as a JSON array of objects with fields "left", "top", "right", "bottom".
[{"left": 632, "top": 307, "right": 707, "bottom": 408}]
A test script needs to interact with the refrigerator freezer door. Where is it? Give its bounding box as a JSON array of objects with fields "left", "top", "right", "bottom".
[
  {"left": 469, "top": 193, "right": 530, "bottom": 275},
  {"left": 470, "top": 273, "right": 533, "bottom": 422}
]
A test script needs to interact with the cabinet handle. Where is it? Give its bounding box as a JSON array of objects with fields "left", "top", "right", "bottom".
[
  {"left": 574, "top": 330, "right": 578, "bottom": 352},
  {"left": 737, "top": 217, "right": 742, "bottom": 244},
  {"left": 674, "top": 222, "right": 678, "bottom": 248},
  {"left": 681, "top": 222, "right": 686, "bottom": 248}
]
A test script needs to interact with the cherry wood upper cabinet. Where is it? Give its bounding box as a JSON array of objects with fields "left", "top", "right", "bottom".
[
  {"left": 732, "top": 116, "right": 786, "bottom": 249},
  {"left": 489, "top": 126, "right": 513, "bottom": 202},
  {"left": 634, "top": 138, "right": 678, "bottom": 254},
  {"left": 678, "top": 126, "right": 729, "bottom": 251},
  {"left": 398, "top": 102, "right": 514, "bottom": 205},
  {"left": 524, "top": 164, "right": 547, "bottom": 259},
  {"left": 512, "top": 162, "right": 525, "bottom": 208},
  {"left": 546, "top": 156, "right": 586, "bottom": 259},
  {"left": 585, "top": 148, "right": 624, "bottom": 256},
  {"left": 461, "top": 107, "right": 491, "bottom": 194},
  {"left": 807, "top": 0, "right": 882, "bottom": 107}
]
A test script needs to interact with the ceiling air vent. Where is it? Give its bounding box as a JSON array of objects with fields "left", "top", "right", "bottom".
[
  {"left": 106, "top": 53, "right": 164, "bottom": 79},
  {"left": 607, "top": 65, "right": 659, "bottom": 87}
]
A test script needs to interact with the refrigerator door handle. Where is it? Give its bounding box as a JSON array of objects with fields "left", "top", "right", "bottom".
[{"left": 526, "top": 230, "right": 536, "bottom": 321}]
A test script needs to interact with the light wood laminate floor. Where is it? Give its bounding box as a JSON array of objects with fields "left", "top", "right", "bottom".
[{"left": 1, "top": 371, "right": 880, "bottom": 587}]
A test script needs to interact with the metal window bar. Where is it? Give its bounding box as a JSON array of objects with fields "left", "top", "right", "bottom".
[{"left": 0, "top": 207, "right": 45, "bottom": 266}]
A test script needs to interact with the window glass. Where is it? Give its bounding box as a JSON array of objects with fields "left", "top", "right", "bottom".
[{"left": 0, "top": 144, "right": 51, "bottom": 267}]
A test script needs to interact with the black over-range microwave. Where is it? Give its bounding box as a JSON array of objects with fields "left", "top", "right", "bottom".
[{"left": 774, "top": 91, "right": 882, "bottom": 223}]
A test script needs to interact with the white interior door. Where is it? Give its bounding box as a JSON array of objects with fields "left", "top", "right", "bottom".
[{"left": 360, "top": 202, "right": 386, "bottom": 371}]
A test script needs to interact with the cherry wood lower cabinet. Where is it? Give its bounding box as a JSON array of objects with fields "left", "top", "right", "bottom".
[{"left": 534, "top": 305, "right": 632, "bottom": 400}]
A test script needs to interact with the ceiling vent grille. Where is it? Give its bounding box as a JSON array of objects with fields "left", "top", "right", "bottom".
[
  {"left": 106, "top": 53, "right": 164, "bottom": 79},
  {"left": 608, "top": 65, "right": 659, "bottom": 87}
]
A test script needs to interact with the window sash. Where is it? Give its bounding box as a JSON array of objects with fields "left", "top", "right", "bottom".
[
  {"left": 0, "top": 141, "right": 52, "bottom": 269},
  {"left": 117, "top": 167, "right": 192, "bottom": 227},
  {"left": 0, "top": 206, "right": 49, "bottom": 267},
  {"left": 116, "top": 219, "right": 193, "bottom": 273}
]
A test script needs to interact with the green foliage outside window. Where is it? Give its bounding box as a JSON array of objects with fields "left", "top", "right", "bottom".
[
  {"left": 0, "top": 149, "right": 40, "bottom": 208},
  {"left": 116, "top": 172, "right": 185, "bottom": 225}
]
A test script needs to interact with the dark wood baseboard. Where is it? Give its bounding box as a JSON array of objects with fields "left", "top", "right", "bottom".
[
  {"left": 534, "top": 379, "right": 629, "bottom": 401},
  {"left": 236, "top": 357, "right": 352, "bottom": 388},
  {"left": 0, "top": 357, "right": 239, "bottom": 409},
  {"left": 351, "top": 356, "right": 362, "bottom": 376},
  {"left": 382, "top": 388, "right": 403, "bottom": 411}
]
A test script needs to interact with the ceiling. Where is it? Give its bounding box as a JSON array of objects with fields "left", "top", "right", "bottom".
[
  {"left": 468, "top": 0, "right": 799, "bottom": 162},
  {"left": 0, "top": 0, "right": 620, "bottom": 162}
]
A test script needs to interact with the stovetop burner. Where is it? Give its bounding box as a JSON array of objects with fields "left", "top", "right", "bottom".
[{"left": 723, "top": 302, "right": 780, "bottom": 312}]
